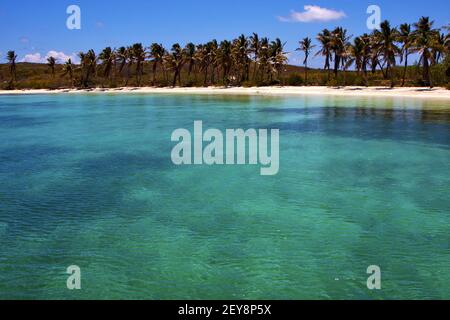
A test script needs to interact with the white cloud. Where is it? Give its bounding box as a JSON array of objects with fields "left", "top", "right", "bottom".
[
  {"left": 278, "top": 5, "right": 346, "bottom": 23},
  {"left": 20, "top": 53, "right": 43, "bottom": 63},
  {"left": 20, "top": 51, "right": 79, "bottom": 64},
  {"left": 45, "top": 51, "right": 78, "bottom": 63}
]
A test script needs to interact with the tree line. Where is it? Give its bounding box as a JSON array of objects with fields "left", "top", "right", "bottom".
[{"left": 4, "top": 17, "right": 449, "bottom": 89}]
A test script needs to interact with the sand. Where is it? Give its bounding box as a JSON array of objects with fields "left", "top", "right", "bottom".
[{"left": 1, "top": 86, "right": 450, "bottom": 100}]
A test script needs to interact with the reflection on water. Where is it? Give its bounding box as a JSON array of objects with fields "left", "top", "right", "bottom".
[{"left": 260, "top": 106, "right": 450, "bottom": 147}]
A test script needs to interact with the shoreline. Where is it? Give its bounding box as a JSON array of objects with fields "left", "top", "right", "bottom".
[{"left": 1, "top": 86, "right": 450, "bottom": 100}]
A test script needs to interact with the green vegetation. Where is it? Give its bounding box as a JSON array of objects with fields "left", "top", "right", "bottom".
[
  {"left": 297, "top": 37, "right": 315, "bottom": 84},
  {"left": 1, "top": 17, "right": 449, "bottom": 90}
]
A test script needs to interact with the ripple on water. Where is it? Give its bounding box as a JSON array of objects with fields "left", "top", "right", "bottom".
[{"left": 0, "top": 94, "right": 449, "bottom": 299}]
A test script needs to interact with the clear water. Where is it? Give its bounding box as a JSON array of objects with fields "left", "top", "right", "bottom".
[{"left": 0, "top": 93, "right": 449, "bottom": 300}]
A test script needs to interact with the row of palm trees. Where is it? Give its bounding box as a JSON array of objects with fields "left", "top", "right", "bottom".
[
  {"left": 56, "top": 35, "right": 288, "bottom": 88},
  {"left": 306, "top": 17, "right": 448, "bottom": 87},
  {"left": 5, "top": 17, "right": 449, "bottom": 89}
]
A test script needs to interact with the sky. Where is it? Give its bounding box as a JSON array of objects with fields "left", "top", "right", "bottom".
[{"left": 1, "top": 0, "right": 449, "bottom": 68}]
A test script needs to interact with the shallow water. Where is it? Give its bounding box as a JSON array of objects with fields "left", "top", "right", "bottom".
[{"left": 0, "top": 93, "right": 449, "bottom": 299}]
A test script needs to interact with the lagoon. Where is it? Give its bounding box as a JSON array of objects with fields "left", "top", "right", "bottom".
[{"left": 0, "top": 93, "right": 449, "bottom": 299}]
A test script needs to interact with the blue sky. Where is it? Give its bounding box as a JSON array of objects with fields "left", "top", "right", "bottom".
[{"left": 1, "top": 0, "right": 448, "bottom": 68}]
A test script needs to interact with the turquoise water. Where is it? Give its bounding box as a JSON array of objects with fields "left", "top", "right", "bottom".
[{"left": 0, "top": 93, "right": 449, "bottom": 300}]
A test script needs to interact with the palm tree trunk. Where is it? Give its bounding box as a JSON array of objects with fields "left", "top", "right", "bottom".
[
  {"left": 402, "top": 53, "right": 408, "bottom": 87},
  {"left": 211, "top": 66, "right": 216, "bottom": 84},
  {"left": 126, "top": 66, "right": 130, "bottom": 86},
  {"left": 325, "top": 56, "right": 331, "bottom": 81},
  {"left": 333, "top": 55, "right": 340, "bottom": 77},
  {"left": 85, "top": 68, "right": 92, "bottom": 88},
  {"left": 377, "top": 62, "right": 387, "bottom": 79},
  {"left": 172, "top": 70, "right": 178, "bottom": 87},
  {"left": 423, "top": 51, "right": 431, "bottom": 87},
  {"left": 113, "top": 62, "right": 117, "bottom": 83},
  {"left": 223, "top": 67, "right": 229, "bottom": 87},
  {"left": 161, "top": 65, "right": 168, "bottom": 84},
  {"left": 343, "top": 68, "right": 347, "bottom": 86},
  {"left": 252, "top": 60, "right": 258, "bottom": 81},
  {"left": 188, "top": 61, "right": 193, "bottom": 77},
  {"left": 194, "top": 65, "right": 198, "bottom": 81},
  {"left": 363, "top": 66, "right": 368, "bottom": 87},
  {"left": 245, "top": 63, "right": 250, "bottom": 82},
  {"left": 388, "top": 64, "right": 395, "bottom": 88},
  {"left": 152, "top": 62, "right": 157, "bottom": 85},
  {"left": 304, "top": 61, "right": 308, "bottom": 85},
  {"left": 203, "top": 67, "right": 208, "bottom": 87},
  {"left": 136, "top": 63, "right": 141, "bottom": 87}
]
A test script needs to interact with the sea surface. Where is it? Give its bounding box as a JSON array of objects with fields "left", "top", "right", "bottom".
[{"left": 0, "top": 93, "right": 449, "bottom": 299}]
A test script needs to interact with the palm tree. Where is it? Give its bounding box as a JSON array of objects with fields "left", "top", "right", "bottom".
[
  {"left": 86, "top": 49, "right": 97, "bottom": 87},
  {"left": 369, "top": 31, "right": 382, "bottom": 75},
  {"left": 7, "top": 51, "right": 17, "bottom": 87},
  {"left": 195, "top": 44, "right": 212, "bottom": 86},
  {"left": 375, "top": 20, "right": 401, "bottom": 87},
  {"left": 61, "top": 58, "right": 75, "bottom": 87},
  {"left": 412, "top": 17, "right": 440, "bottom": 87},
  {"left": 99, "top": 47, "right": 115, "bottom": 86},
  {"left": 124, "top": 46, "right": 134, "bottom": 86},
  {"left": 250, "top": 33, "right": 260, "bottom": 81},
  {"left": 184, "top": 43, "right": 197, "bottom": 78},
  {"left": 150, "top": 43, "right": 166, "bottom": 85},
  {"left": 78, "top": 52, "right": 86, "bottom": 85},
  {"left": 297, "top": 37, "right": 316, "bottom": 84},
  {"left": 47, "top": 56, "right": 56, "bottom": 78},
  {"left": 399, "top": 24, "right": 412, "bottom": 86},
  {"left": 269, "top": 38, "right": 288, "bottom": 82},
  {"left": 232, "top": 34, "right": 250, "bottom": 83},
  {"left": 116, "top": 47, "right": 128, "bottom": 78},
  {"left": 78, "top": 49, "right": 97, "bottom": 88},
  {"left": 330, "top": 27, "right": 351, "bottom": 78},
  {"left": 257, "top": 37, "right": 270, "bottom": 82},
  {"left": 217, "top": 40, "right": 232, "bottom": 86},
  {"left": 316, "top": 29, "right": 333, "bottom": 80},
  {"left": 208, "top": 40, "right": 219, "bottom": 84},
  {"left": 348, "top": 37, "right": 364, "bottom": 75},
  {"left": 166, "top": 43, "right": 185, "bottom": 87},
  {"left": 360, "top": 33, "right": 371, "bottom": 85},
  {"left": 431, "top": 32, "right": 447, "bottom": 65},
  {"left": 444, "top": 26, "right": 450, "bottom": 57},
  {"left": 132, "top": 43, "right": 146, "bottom": 86},
  {"left": 340, "top": 43, "right": 354, "bottom": 85}
]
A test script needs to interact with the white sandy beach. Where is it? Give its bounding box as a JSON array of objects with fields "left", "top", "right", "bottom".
[{"left": 1, "top": 86, "right": 450, "bottom": 100}]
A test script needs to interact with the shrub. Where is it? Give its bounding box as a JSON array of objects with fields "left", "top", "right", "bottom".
[
  {"left": 268, "top": 79, "right": 281, "bottom": 86},
  {"left": 183, "top": 80, "right": 196, "bottom": 87},
  {"left": 430, "top": 64, "right": 447, "bottom": 86},
  {"left": 286, "top": 73, "right": 304, "bottom": 86},
  {"left": 319, "top": 74, "right": 329, "bottom": 86},
  {"left": 241, "top": 80, "right": 256, "bottom": 87},
  {"left": 355, "top": 76, "right": 368, "bottom": 86},
  {"left": 326, "top": 79, "right": 339, "bottom": 87}
]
